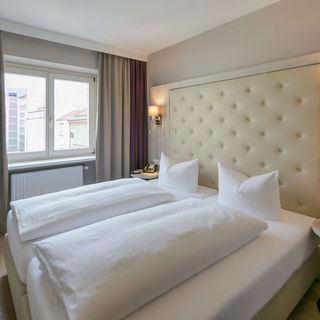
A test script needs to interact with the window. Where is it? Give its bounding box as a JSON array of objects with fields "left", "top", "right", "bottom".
[
  {"left": 5, "top": 73, "right": 46, "bottom": 154},
  {"left": 4, "top": 65, "right": 96, "bottom": 162},
  {"left": 54, "top": 79, "right": 89, "bottom": 151}
]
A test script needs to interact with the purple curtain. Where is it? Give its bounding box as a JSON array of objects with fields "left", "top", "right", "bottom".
[{"left": 130, "top": 60, "right": 148, "bottom": 171}]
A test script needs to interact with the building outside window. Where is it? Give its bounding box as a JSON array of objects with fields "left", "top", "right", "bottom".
[{"left": 4, "top": 64, "right": 97, "bottom": 162}]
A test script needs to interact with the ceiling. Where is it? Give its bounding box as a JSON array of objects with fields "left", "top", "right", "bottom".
[{"left": 0, "top": 0, "right": 280, "bottom": 59}]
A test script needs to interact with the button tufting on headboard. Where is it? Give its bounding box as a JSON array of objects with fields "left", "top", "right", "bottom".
[{"left": 169, "top": 64, "right": 320, "bottom": 218}]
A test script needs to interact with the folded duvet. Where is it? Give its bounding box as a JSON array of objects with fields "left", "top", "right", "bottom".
[
  {"left": 12, "top": 178, "right": 173, "bottom": 242},
  {"left": 33, "top": 198, "right": 268, "bottom": 320}
]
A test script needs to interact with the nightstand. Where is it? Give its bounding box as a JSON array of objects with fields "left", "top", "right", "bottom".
[
  {"left": 312, "top": 219, "right": 320, "bottom": 237},
  {"left": 130, "top": 170, "right": 159, "bottom": 180}
]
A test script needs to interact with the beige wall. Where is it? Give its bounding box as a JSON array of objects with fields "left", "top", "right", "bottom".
[
  {"left": 2, "top": 32, "right": 98, "bottom": 69},
  {"left": 148, "top": 0, "right": 320, "bottom": 87}
]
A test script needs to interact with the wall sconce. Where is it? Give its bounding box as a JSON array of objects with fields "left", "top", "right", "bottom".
[{"left": 148, "top": 105, "right": 161, "bottom": 125}]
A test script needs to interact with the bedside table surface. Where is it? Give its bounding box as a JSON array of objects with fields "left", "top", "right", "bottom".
[
  {"left": 312, "top": 219, "right": 320, "bottom": 237},
  {"left": 130, "top": 171, "right": 159, "bottom": 180}
]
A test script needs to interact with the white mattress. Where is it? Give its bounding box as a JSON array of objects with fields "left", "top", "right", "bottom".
[
  {"left": 27, "top": 195, "right": 319, "bottom": 320},
  {"left": 7, "top": 182, "right": 217, "bottom": 284}
]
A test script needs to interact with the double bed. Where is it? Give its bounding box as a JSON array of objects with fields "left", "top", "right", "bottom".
[{"left": 5, "top": 59, "right": 320, "bottom": 320}]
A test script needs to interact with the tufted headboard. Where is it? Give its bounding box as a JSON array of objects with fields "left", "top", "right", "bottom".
[{"left": 169, "top": 64, "right": 320, "bottom": 218}]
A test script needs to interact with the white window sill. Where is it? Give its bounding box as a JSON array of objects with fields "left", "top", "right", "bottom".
[{"left": 8, "top": 155, "right": 96, "bottom": 172}]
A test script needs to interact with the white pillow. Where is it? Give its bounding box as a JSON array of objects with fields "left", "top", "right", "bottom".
[
  {"left": 217, "top": 163, "right": 281, "bottom": 220},
  {"left": 158, "top": 153, "right": 199, "bottom": 193}
]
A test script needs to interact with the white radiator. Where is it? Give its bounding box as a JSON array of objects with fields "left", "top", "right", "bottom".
[{"left": 11, "top": 166, "right": 83, "bottom": 201}]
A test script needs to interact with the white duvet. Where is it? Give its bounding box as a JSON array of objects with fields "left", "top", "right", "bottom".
[
  {"left": 33, "top": 198, "right": 268, "bottom": 320},
  {"left": 11, "top": 178, "right": 173, "bottom": 242}
]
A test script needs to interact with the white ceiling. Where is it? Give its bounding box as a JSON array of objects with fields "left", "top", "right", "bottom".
[{"left": 0, "top": 0, "right": 280, "bottom": 60}]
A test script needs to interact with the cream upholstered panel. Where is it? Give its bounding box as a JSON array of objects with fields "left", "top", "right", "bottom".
[{"left": 169, "top": 64, "right": 320, "bottom": 218}]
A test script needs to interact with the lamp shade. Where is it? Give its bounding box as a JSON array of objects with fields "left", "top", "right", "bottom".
[{"left": 148, "top": 105, "right": 160, "bottom": 117}]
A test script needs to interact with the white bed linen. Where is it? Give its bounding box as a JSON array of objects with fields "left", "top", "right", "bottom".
[
  {"left": 218, "top": 163, "right": 281, "bottom": 220},
  {"left": 31, "top": 198, "right": 267, "bottom": 320},
  {"left": 27, "top": 195, "right": 319, "bottom": 320},
  {"left": 7, "top": 183, "right": 217, "bottom": 284},
  {"left": 158, "top": 153, "right": 199, "bottom": 192},
  {"left": 147, "top": 179, "right": 217, "bottom": 201},
  {"left": 11, "top": 178, "right": 174, "bottom": 242}
]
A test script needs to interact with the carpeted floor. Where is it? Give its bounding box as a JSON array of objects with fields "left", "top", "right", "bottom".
[{"left": 0, "top": 235, "right": 319, "bottom": 320}]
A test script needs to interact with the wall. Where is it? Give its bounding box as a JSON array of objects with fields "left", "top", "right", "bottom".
[
  {"left": 2, "top": 32, "right": 98, "bottom": 69},
  {"left": 148, "top": 0, "right": 320, "bottom": 87},
  {"left": 2, "top": 32, "right": 98, "bottom": 184},
  {"left": 147, "top": 0, "right": 320, "bottom": 161}
]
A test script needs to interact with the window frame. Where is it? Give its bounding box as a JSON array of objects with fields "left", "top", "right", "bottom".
[{"left": 4, "top": 63, "right": 97, "bottom": 163}]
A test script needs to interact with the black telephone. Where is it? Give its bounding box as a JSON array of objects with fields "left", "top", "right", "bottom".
[{"left": 143, "top": 163, "right": 158, "bottom": 173}]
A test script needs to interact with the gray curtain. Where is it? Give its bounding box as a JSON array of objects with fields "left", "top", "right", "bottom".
[
  {"left": 96, "top": 53, "right": 131, "bottom": 182},
  {"left": 0, "top": 31, "right": 8, "bottom": 234}
]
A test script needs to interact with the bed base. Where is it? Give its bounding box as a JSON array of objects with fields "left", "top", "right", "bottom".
[
  {"left": 4, "top": 234, "right": 320, "bottom": 320},
  {"left": 4, "top": 234, "right": 31, "bottom": 320},
  {"left": 253, "top": 247, "right": 320, "bottom": 319}
]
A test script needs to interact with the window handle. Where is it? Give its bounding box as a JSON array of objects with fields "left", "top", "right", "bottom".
[{"left": 50, "top": 117, "right": 54, "bottom": 128}]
